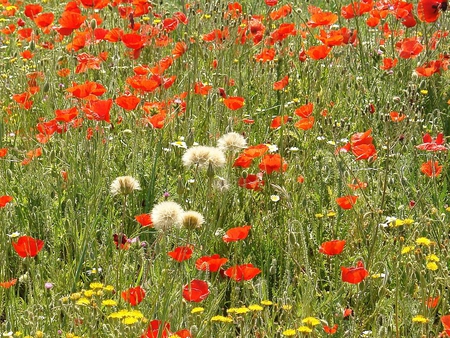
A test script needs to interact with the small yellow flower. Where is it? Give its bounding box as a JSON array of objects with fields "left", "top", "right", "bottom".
[
  {"left": 211, "top": 315, "right": 233, "bottom": 323},
  {"left": 248, "top": 304, "right": 263, "bottom": 311},
  {"left": 282, "top": 329, "right": 297, "bottom": 336},
  {"left": 327, "top": 211, "right": 336, "bottom": 217},
  {"left": 401, "top": 246, "right": 415, "bottom": 254},
  {"left": 103, "top": 285, "right": 114, "bottom": 292},
  {"left": 70, "top": 292, "right": 81, "bottom": 301},
  {"left": 302, "top": 317, "right": 320, "bottom": 326},
  {"left": 122, "top": 317, "right": 138, "bottom": 325},
  {"left": 83, "top": 290, "right": 95, "bottom": 298},
  {"left": 261, "top": 300, "right": 273, "bottom": 306},
  {"left": 426, "top": 262, "right": 438, "bottom": 271},
  {"left": 191, "top": 307, "right": 204, "bottom": 314},
  {"left": 75, "top": 297, "right": 90, "bottom": 306},
  {"left": 315, "top": 213, "right": 324, "bottom": 218},
  {"left": 90, "top": 282, "right": 104, "bottom": 290},
  {"left": 445, "top": 206, "right": 450, "bottom": 212},
  {"left": 234, "top": 307, "right": 250, "bottom": 314},
  {"left": 282, "top": 304, "right": 293, "bottom": 311},
  {"left": 109, "top": 310, "right": 128, "bottom": 319},
  {"left": 297, "top": 326, "right": 313, "bottom": 333},
  {"left": 35, "top": 331, "right": 43, "bottom": 338},
  {"left": 426, "top": 254, "right": 439, "bottom": 262},
  {"left": 412, "top": 315, "right": 429, "bottom": 323},
  {"left": 420, "top": 90, "right": 428, "bottom": 95},
  {"left": 101, "top": 299, "right": 117, "bottom": 307},
  {"left": 416, "top": 237, "right": 432, "bottom": 246}
]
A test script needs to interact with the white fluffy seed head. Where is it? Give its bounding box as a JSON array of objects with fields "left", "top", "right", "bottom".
[
  {"left": 150, "top": 201, "right": 184, "bottom": 231},
  {"left": 217, "top": 132, "right": 247, "bottom": 152},
  {"left": 182, "top": 210, "right": 205, "bottom": 230},
  {"left": 182, "top": 146, "right": 226, "bottom": 169},
  {"left": 110, "top": 176, "right": 141, "bottom": 196}
]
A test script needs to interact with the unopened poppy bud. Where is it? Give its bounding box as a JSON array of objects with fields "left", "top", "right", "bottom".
[
  {"left": 177, "top": 176, "right": 184, "bottom": 196},
  {"left": 43, "top": 82, "right": 50, "bottom": 93},
  {"left": 242, "top": 171, "right": 248, "bottom": 179},
  {"left": 29, "top": 40, "right": 35, "bottom": 51},
  {"left": 207, "top": 161, "right": 215, "bottom": 179},
  {"left": 90, "top": 19, "right": 97, "bottom": 30}
]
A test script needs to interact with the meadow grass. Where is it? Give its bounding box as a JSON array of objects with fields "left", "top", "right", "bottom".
[{"left": 0, "top": 0, "right": 449, "bottom": 337}]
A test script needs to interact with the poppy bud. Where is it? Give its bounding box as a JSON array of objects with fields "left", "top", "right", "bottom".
[
  {"left": 29, "top": 40, "right": 35, "bottom": 51},
  {"left": 90, "top": 19, "right": 97, "bottom": 30},
  {"left": 43, "top": 82, "right": 50, "bottom": 93},
  {"left": 218, "top": 87, "right": 227, "bottom": 98},
  {"left": 207, "top": 161, "right": 215, "bottom": 179},
  {"left": 177, "top": 175, "right": 184, "bottom": 196}
]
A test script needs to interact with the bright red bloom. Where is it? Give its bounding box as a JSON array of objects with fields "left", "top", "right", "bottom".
[
  {"left": 182, "top": 279, "right": 209, "bottom": 302},
  {"left": 238, "top": 174, "right": 265, "bottom": 190},
  {"left": 380, "top": 57, "right": 398, "bottom": 70},
  {"left": 294, "top": 103, "right": 314, "bottom": 118},
  {"left": 341, "top": 1, "right": 373, "bottom": 19},
  {"left": 441, "top": 314, "right": 450, "bottom": 335},
  {"left": 0, "top": 195, "right": 13, "bottom": 207},
  {"left": 224, "top": 264, "right": 261, "bottom": 282},
  {"left": 24, "top": 4, "right": 43, "bottom": 19},
  {"left": 269, "top": 4, "right": 292, "bottom": 20},
  {"left": 223, "top": 225, "right": 251, "bottom": 243},
  {"left": 352, "top": 143, "right": 377, "bottom": 160},
  {"left": 270, "top": 116, "right": 289, "bottom": 129},
  {"left": 135, "top": 214, "right": 152, "bottom": 227},
  {"left": 194, "top": 82, "right": 213, "bottom": 96},
  {"left": 233, "top": 154, "right": 253, "bottom": 168},
  {"left": 319, "top": 240, "right": 346, "bottom": 255},
  {"left": 259, "top": 154, "right": 288, "bottom": 174},
  {"left": 273, "top": 75, "right": 289, "bottom": 90},
  {"left": 416, "top": 133, "right": 447, "bottom": 151},
  {"left": 12, "top": 236, "right": 44, "bottom": 258},
  {"left": 195, "top": 254, "right": 228, "bottom": 272},
  {"left": 294, "top": 116, "right": 315, "bottom": 130},
  {"left": 323, "top": 324, "right": 338, "bottom": 334},
  {"left": 141, "top": 320, "right": 170, "bottom": 338},
  {"left": 83, "top": 99, "right": 113, "bottom": 123},
  {"left": 66, "top": 81, "right": 106, "bottom": 100},
  {"left": 308, "top": 11, "right": 338, "bottom": 27},
  {"left": 418, "top": 0, "right": 448, "bottom": 23},
  {"left": 336, "top": 195, "right": 358, "bottom": 210},
  {"left": 223, "top": 96, "right": 245, "bottom": 110},
  {"left": 341, "top": 261, "right": 368, "bottom": 284},
  {"left": 122, "top": 33, "right": 146, "bottom": 50},
  {"left": 0, "top": 148, "right": 7, "bottom": 157},
  {"left": 55, "top": 107, "right": 79, "bottom": 123},
  {"left": 243, "top": 144, "right": 269, "bottom": 158},
  {"left": 396, "top": 37, "right": 424, "bottom": 59},
  {"left": 426, "top": 296, "right": 440, "bottom": 309},
  {"left": 0, "top": 278, "right": 17, "bottom": 289},
  {"left": 121, "top": 286, "right": 146, "bottom": 306},
  {"left": 115, "top": 95, "right": 140, "bottom": 111},
  {"left": 420, "top": 160, "right": 443, "bottom": 177},
  {"left": 168, "top": 246, "right": 193, "bottom": 262},
  {"left": 265, "top": 0, "right": 278, "bottom": 6},
  {"left": 306, "top": 45, "right": 332, "bottom": 60}
]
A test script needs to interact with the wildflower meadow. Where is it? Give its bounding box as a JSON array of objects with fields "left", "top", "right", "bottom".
[{"left": 1, "top": 0, "right": 450, "bottom": 337}]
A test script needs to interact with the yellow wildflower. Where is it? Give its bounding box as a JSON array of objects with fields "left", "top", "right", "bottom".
[
  {"left": 416, "top": 237, "right": 432, "bottom": 246},
  {"left": 191, "top": 307, "right": 204, "bottom": 314},
  {"left": 101, "top": 299, "right": 117, "bottom": 307},
  {"left": 412, "top": 315, "right": 429, "bottom": 323},
  {"left": 282, "top": 329, "right": 297, "bottom": 336},
  {"left": 426, "top": 262, "right": 438, "bottom": 271},
  {"left": 248, "top": 304, "right": 263, "bottom": 311},
  {"left": 261, "top": 300, "right": 273, "bottom": 306},
  {"left": 211, "top": 315, "right": 233, "bottom": 323},
  {"left": 297, "top": 326, "right": 313, "bottom": 333},
  {"left": 302, "top": 317, "right": 321, "bottom": 326}
]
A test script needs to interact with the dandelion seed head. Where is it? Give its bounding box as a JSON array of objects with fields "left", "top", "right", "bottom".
[
  {"left": 217, "top": 132, "right": 247, "bottom": 152},
  {"left": 182, "top": 146, "right": 225, "bottom": 169},
  {"left": 182, "top": 210, "right": 205, "bottom": 230},
  {"left": 110, "top": 176, "right": 141, "bottom": 196},
  {"left": 151, "top": 201, "right": 184, "bottom": 231}
]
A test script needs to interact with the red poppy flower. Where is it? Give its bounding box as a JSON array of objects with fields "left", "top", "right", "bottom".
[
  {"left": 418, "top": 0, "right": 447, "bottom": 23},
  {"left": 389, "top": 111, "right": 406, "bottom": 122},
  {"left": 259, "top": 154, "right": 288, "bottom": 174},
  {"left": 24, "top": 4, "right": 43, "bottom": 19},
  {"left": 67, "top": 81, "right": 106, "bottom": 100},
  {"left": 122, "top": 33, "right": 146, "bottom": 50},
  {"left": 238, "top": 174, "right": 265, "bottom": 190},
  {"left": 441, "top": 314, "right": 450, "bottom": 335},
  {"left": 121, "top": 286, "right": 146, "bottom": 306},
  {"left": 223, "top": 96, "right": 245, "bottom": 110},
  {"left": 294, "top": 103, "right": 314, "bottom": 118},
  {"left": 352, "top": 143, "right": 377, "bottom": 160},
  {"left": 416, "top": 60, "right": 444, "bottom": 77},
  {"left": 341, "top": 1, "right": 373, "bottom": 19},
  {"left": 343, "top": 307, "right": 354, "bottom": 318},
  {"left": 243, "top": 144, "right": 269, "bottom": 158},
  {"left": 416, "top": 133, "right": 447, "bottom": 151},
  {"left": 233, "top": 155, "right": 254, "bottom": 168},
  {"left": 269, "top": 4, "right": 292, "bottom": 21},
  {"left": 380, "top": 57, "right": 398, "bottom": 70},
  {"left": 426, "top": 296, "right": 440, "bottom": 309},
  {"left": 12, "top": 236, "right": 44, "bottom": 258},
  {"left": 254, "top": 48, "right": 276, "bottom": 62},
  {"left": 168, "top": 246, "right": 193, "bottom": 262},
  {"left": 182, "top": 279, "right": 209, "bottom": 302},
  {"left": 115, "top": 95, "right": 140, "bottom": 111},
  {"left": 306, "top": 45, "right": 332, "bottom": 60},
  {"left": 172, "top": 329, "right": 191, "bottom": 338},
  {"left": 224, "top": 264, "right": 261, "bottom": 282},
  {"left": 323, "top": 323, "right": 338, "bottom": 334},
  {"left": 0, "top": 148, "right": 7, "bottom": 157},
  {"left": 0, "top": 278, "right": 17, "bottom": 289},
  {"left": 420, "top": 160, "right": 443, "bottom": 177},
  {"left": 336, "top": 195, "right": 358, "bottom": 210},
  {"left": 270, "top": 116, "right": 289, "bottom": 129},
  {"left": 273, "top": 75, "right": 289, "bottom": 90},
  {"left": 341, "top": 261, "right": 368, "bottom": 284},
  {"left": 113, "top": 233, "right": 130, "bottom": 250},
  {"left": 172, "top": 41, "right": 188, "bottom": 59},
  {"left": 295, "top": 116, "right": 315, "bottom": 130},
  {"left": 0, "top": 195, "right": 13, "bottom": 207},
  {"left": 319, "top": 240, "right": 346, "bottom": 255},
  {"left": 265, "top": 0, "right": 278, "bottom": 5},
  {"left": 395, "top": 37, "right": 424, "bottom": 59},
  {"left": 194, "top": 82, "right": 213, "bottom": 96},
  {"left": 135, "top": 214, "right": 152, "bottom": 227},
  {"left": 223, "top": 225, "right": 251, "bottom": 243},
  {"left": 55, "top": 107, "right": 79, "bottom": 123},
  {"left": 83, "top": 99, "right": 113, "bottom": 123},
  {"left": 195, "top": 254, "right": 228, "bottom": 272},
  {"left": 308, "top": 11, "right": 339, "bottom": 27},
  {"left": 141, "top": 320, "right": 170, "bottom": 338}
]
